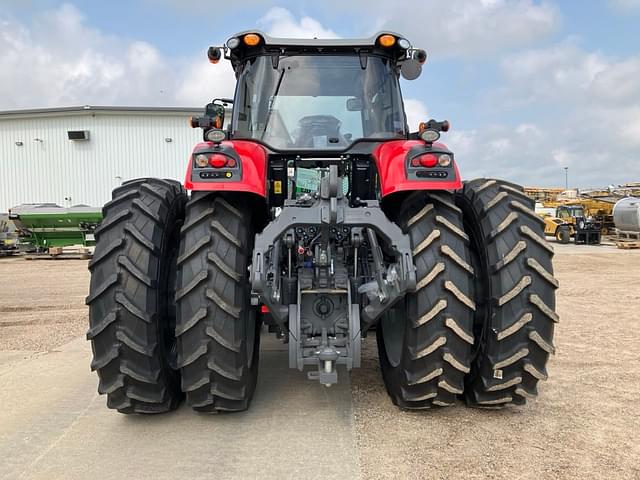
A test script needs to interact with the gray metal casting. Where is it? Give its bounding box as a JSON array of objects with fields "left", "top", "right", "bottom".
[{"left": 250, "top": 165, "right": 416, "bottom": 386}]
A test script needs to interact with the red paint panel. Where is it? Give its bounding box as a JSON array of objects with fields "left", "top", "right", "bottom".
[
  {"left": 372, "top": 140, "right": 462, "bottom": 197},
  {"left": 184, "top": 140, "right": 268, "bottom": 197}
]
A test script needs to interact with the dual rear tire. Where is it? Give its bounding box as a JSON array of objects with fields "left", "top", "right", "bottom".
[
  {"left": 377, "top": 180, "right": 557, "bottom": 408},
  {"left": 87, "top": 181, "right": 259, "bottom": 414}
]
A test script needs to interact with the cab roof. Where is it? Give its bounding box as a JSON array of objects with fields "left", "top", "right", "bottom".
[
  {"left": 228, "top": 30, "right": 409, "bottom": 48},
  {"left": 224, "top": 30, "right": 413, "bottom": 71}
]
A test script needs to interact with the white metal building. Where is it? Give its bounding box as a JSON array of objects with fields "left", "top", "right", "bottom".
[{"left": 0, "top": 106, "right": 205, "bottom": 212}]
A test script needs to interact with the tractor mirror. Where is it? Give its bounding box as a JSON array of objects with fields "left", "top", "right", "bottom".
[
  {"left": 203, "top": 102, "right": 225, "bottom": 129},
  {"left": 204, "top": 102, "right": 216, "bottom": 116},
  {"left": 401, "top": 59, "right": 422, "bottom": 80},
  {"left": 346, "top": 98, "right": 363, "bottom": 111},
  {"left": 207, "top": 46, "right": 222, "bottom": 64}
]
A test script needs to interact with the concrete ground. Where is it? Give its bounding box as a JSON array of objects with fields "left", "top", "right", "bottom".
[{"left": 1, "top": 242, "right": 639, "bottom": 480}]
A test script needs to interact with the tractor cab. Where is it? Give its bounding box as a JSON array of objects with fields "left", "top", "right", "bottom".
[
  {"left": 221, "top": 32, "right": 425, "bottom": 151},
  {"left": 557, "top": 205, "right": 585, "bottom": 222},
  {"left": 201, "top": 32, "right": 426, "bottom": 148}
]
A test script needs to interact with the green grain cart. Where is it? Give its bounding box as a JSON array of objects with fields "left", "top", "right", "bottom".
[{"left": 9, "top": 204, "right": 102, "bottom": 251}]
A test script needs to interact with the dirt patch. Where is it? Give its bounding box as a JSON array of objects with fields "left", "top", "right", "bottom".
[
  {"left": 0, "top": 257, "right": 90, "bottom": 351},
  {"left": 351, "top": 246, "right": 640, "bottom": 480}
]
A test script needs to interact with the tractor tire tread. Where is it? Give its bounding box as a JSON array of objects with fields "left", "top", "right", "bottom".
[
  {"left": 87, "top": 178, "right": 186, "bottom": 414},
  {"left": 176, "top": 193, "right": 260, "bottom": 413},
  {"left": 378, "top": 192, "right": 475, "bottom": 409},
  {"left": 457, "top": 178, "right": 557, "bottom": 407}
]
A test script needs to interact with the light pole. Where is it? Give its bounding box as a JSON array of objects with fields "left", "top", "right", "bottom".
[{"left": 564, "top": 167, "right": 568, "bottom": 191}]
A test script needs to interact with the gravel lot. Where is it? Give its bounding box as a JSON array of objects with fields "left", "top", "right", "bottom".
[
  {"left": 1, "top": 243, "right": 639, "bottom": 479},
  {"left": 352, "top": 243, "right": 640, "bottom": 479},
  {"left": 0, "top": 257, "right": 89, "bottom": 352}
]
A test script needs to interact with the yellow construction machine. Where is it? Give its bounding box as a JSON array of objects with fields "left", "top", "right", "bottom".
[{"left": 542, "top": 215, "right": 573, "bottom": 243}]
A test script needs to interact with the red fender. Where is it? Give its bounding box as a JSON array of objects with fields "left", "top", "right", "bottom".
[
  {"left": 373, "top": 140, "right": 462, "bottom": 197},
  {"left": 184, "top": 140, "right": 268, "bottom": 197}
]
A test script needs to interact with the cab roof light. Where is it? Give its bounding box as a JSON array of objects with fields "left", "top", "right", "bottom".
[
  {"left": 397, "top": 38, "right": 411, "bottom": 50},
  {"left": 227, "top": 37, "right": 240, "bottom": 49},
  {"left": 243, "top": 33, "right": 261, "bottom": 47},
  {"left": 378, "top": 34, "right": 396, "bottom": 48}
]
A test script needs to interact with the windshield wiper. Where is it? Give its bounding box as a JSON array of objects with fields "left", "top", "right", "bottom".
[{"left": 261, "top": 67, "right": 286, "bottom": 140}]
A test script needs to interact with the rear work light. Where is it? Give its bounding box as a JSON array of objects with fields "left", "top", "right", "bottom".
[
  {"left": 195, "top": 154, "right": 209, "bottom": 167},
  {"left": 438, "top": 154, "right": 452, "bottom": 167}
]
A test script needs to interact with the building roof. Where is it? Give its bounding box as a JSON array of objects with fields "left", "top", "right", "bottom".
[{"left": 0, "top": 105, "right": 204, "bottom": 120}]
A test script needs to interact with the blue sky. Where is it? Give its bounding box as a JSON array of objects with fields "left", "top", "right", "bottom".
[{"left": 1, "top": 0, "right": 639, "bottom": 187}]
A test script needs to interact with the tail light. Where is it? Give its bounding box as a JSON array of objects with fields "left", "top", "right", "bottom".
[
  {"left": 410, "top": 153, "right": 453, "bottom": 169},
  {"left": 419, "top": 154, "right": 438, "bottom": 168},
  {"left": 208, "top": 154, "right": 229, "bottom": 168},
  {"left": 411, "top": 154, "right": 438, "bottom": 168},
  {"left": 194, "top": 152, "right": 237, "bottom": 168}
]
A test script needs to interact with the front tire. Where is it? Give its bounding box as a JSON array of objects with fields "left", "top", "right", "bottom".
[
  {"left": 556, "top": 227, "right": 570, "bottom": 244},
  {"left": 457, "top": 179, "right": 558, "bottom": 407},
  {"left": 175, "top": 193, "right": 260, "bottom": 412},
  {"left": 377, "top": 192, "right": 476, "bottom": 408},
  {"left": 86, "top": 178, "right": 186, "bottom": 414}
]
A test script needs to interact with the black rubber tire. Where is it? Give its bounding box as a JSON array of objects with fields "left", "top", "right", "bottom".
[
  {"left": 456, "top": 179, "right": 558, "bottom": 407},
  {"left": 175, "top": 193, "right": 260, "bottom": 412},
  {"left": 556, "top": 227, "right": 570, "bottom": 244},
  {"left": 86, "top": 178, "right": 186, "bottom": 414},
  {"left": 377, "top": 192, "right": 476, "bottom": 408}
]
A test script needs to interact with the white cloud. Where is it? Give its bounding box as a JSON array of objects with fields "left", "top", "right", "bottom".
[
  {"left": 0, "top": 5, "right": 345, "bottom": 109},
  {"left": 144, "top": 0, "right": 559, "bottom": 57},
  {"left": 446, "top": 102, "right": 640, "bottom": 188},
  {"left": 0, "top": 3, "right": 235, "bottom": 109},
  {"left": 497, "top": 40, "right": 609, "bottom": 105},
  {"left": 442, "top": 37, "right": 638, "bottom": 187},
  {"left": 445, "top": 124, "right": 608, "bottom": 188},
  {"left": 608, "top": 0, "right": 640, "bottom": 11},
  {"left": 257, "top": 7, "right": 339, "bottom": 38},
  {"left": 174, "top": 60, "right": 236, "bottom": 106},
  {"left": 590, "top": 57, "right": 640, "bottom": 104},
  {"left": 403, "top": 99, "right": 429, "bottom": 131},
  {"left": 333, "top": 0, "right": 560, "bottom": 57},
  {"left": 497, "top": 39, "right": 640, "bottom": 108}
]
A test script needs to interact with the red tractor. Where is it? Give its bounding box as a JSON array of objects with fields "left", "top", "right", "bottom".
[{"left": 87, "top": 31, "right": 557, "bottom": 413}]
